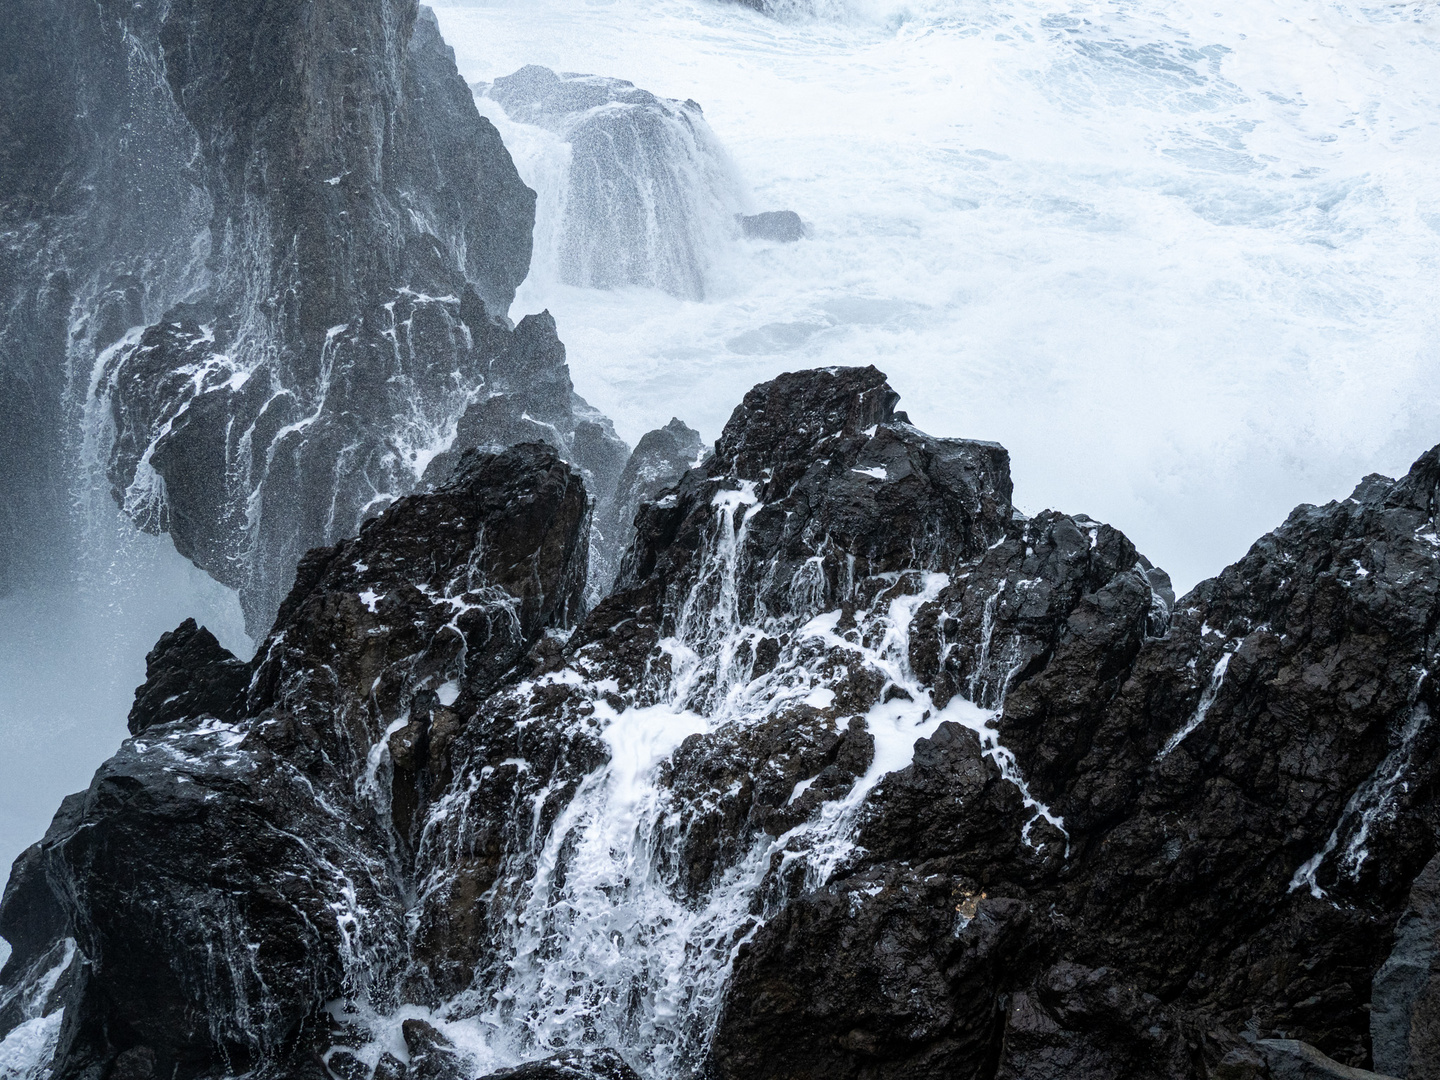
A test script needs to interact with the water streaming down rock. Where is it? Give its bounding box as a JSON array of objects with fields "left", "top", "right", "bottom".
[
  {"left": 4, "top": 367, "right": 1440, "bottom": 1080},
  {"left": 483, "top": 66, "right": 747, "bottom": 301},
  {"left": 0, "top": 443, "right": 592, "bottom": 1080},
  {"left": 0, "top": 0, "right": 632, "bottom": 640}
]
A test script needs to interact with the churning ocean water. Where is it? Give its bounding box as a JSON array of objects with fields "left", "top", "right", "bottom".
[{"left": 436, "top": 0, "right": 1440, "bottom": 597}]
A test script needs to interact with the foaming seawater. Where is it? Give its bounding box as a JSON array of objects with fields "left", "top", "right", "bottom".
[{"left": 434, "top": 0, "right": 1440, "bottom": 595}]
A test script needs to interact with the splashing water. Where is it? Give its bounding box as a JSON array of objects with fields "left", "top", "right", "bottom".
[
  {"left": 434, "top": 0, "right": 1440, "bottom": 600},
  {"left": 398, "top": 483, "right": 1060, "bottom": 1077}
]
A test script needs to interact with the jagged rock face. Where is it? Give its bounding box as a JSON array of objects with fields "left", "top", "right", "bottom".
[
  {"left": 1372, "top": 853, "right": 1440, "bottom": 1078},
  {"left": 485, "top": 66, "right": 744, "bottom": 300},
  {"left": 4, "top": 366, "right": 1440, "bottom": 1080},
  {"left": 404, "top": 366, "right": 1036, "bottom": 1071},
  {"left": 1, "top": 0, "right": 628, "bottom": 638},
  {"left": 0, "top": 445, "right": 589, "bottom": 1080},
  {"left": 587, "top": 417, "right": 706, "bottom": 606},
  {"left": 712, "top": 445, "right": 1440, "bottom": 1078}
]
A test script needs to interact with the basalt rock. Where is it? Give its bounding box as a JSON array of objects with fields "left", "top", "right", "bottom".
[
  {"left": 4, "top": 367, "right": 1440, "bottom": 1080},
  {"left": 712, "top": 408, "right": 1440, "bottom": 1078},
  {"left": 0, "top": 0, "right": 628, "bottom": 640},
  {"left": 126, "top": 618, "right": 250, "bottom": 735},
  {"left": 0, "top": 444, "right": 589, "bottom": 1079}
]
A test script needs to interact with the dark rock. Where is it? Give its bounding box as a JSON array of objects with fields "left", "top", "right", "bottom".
[
  {"left": 588, "top": 417, "right": 706, "bottom": 604},
  {"left": 7, "top": 365, "right": 1440, "bottom": 1080},
  {"left": 0, "top": 0, "right": 630, "bottom": 641},
  {"left": 375, "top": 1053, "right": 409, "bottom": 1080},
  {"left": 710, "top": 398, "right": 1440, "bottom": 1077},
  {"left": 110, "top": 1045, "right": 158, "bottom": 1080},
  {"left": 126, "top": 618, "right": 248, "bottom": 735},
  {"left": 1373, "top": 853, "right": 1440, "bottom": 1078},
  {"left": 326, "top": 1049, "right": 371, "bottom": 1080},
  {"left": 0, "top": 445, "right": 590, "bottom": 1079},
  {"left": 402, "top": 1018, "right": 470, "bottom": 1080},
  {"left": 478, "top": 1049, "right": 641, "bottom": 1080},
  {"left": 714, "top": 864, "right": 1030, "bottom": 1080},
  {"left": 738, "top": 211, "right": 807, "bottom": 242},
  {"left": 487, "top": 66, "right": 743, "bottom": 300}
]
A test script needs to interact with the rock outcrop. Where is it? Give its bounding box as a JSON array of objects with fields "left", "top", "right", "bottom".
[
  {"left": 586, "top": 417, "right": 706, "bottom": 605},
  {"left": 3, "top": 366, "right": 1439, "bottom": 1080},
  {"left": 0, "top": 444, "right": 590, "bottom": 1079},
  {"left": 0, "top": 0, "right": 627, "bottom": 637},
  {"left": 711, "top": 396, "right": 1440, "bottom": 1079},
  {"left": 484, "top": 66, "right": 744, "bottom": 300}
]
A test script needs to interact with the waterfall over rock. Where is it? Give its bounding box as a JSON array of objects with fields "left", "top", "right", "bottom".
[
  {"left": 485, "top": 66, "right": 746, "bottom": 301},
  {"left": 6, "top": 365, "right": 1439, "bottom": 1079}
]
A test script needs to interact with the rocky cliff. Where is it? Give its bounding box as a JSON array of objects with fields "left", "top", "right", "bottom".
[
  {"left": 2, "top": 367, "right": 1438, "bottom": 1080},
  {"left": 0, "top": 0, "right": 627, "bottom": 634}
]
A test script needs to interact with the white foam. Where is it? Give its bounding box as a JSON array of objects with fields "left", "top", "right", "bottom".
[{"left": 435, "top": 0, "right": 1440, "bottom": 598}]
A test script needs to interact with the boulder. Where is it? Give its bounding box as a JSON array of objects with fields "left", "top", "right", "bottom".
[{"left": 738, "top": 210, "right": 807, "bottom": 242}]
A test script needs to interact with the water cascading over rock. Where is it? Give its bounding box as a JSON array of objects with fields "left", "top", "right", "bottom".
[
  {"left": 484, "top": 66, "right": 747, "bottom": 300},
  {"left": 0, "top": 0, "right": 629, "bottom": 636},
  {"left": 3, "top": 367, "right": 1440, "bottom": 1080}
]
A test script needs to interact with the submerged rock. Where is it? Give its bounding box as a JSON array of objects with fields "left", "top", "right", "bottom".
[{"left": 738, "top": 210, "right": 807, "bottom": 242}]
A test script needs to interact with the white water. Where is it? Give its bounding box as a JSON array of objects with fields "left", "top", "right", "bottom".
[
  {"left": 435, "top": 0, "right": 1440, "bottom": 599},
  {"left": 392, "top": 476, "right": 1063, "bottom": 1077},
  {"left": 1158, "top": 646, "right": 1232, "bottom": 757}
]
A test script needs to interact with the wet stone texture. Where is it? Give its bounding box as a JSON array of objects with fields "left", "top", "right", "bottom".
[
  {"left": 2, "top": 367, "right": 1439, "bottom": 1080},
  {"left": 0, "top": 0, "right": 628, "bottom": 635}
]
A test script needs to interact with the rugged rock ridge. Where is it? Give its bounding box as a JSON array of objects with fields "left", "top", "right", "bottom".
[
  {"left": 0, "top": 0, "right": 628, "bottom": 636},
  {"left": 714, "top": 431, "right": 1440, "bottom": 1079},
  {"left": 3, "top": 366, "right": 1439, "bottom": 1080},
  {"left": 0, "top": 444, "right": 590, "bottom": 1079}
]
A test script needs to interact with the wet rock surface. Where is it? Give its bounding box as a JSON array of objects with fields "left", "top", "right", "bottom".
[
  {"left": 3, "top": 366, "right": 1440, "bottom": 1080},
  {"left": 478, "top": 1049, "right": 641, "bottom": 1080},
  {"left": 712, "top": 401, "right": 1440, "bottom": 1079},
  {"left": 0, "top": 0, "right": 626, "bottom": 638},
  {"left": 0, "top": 444, "right": 589, "bottom": 1079}
]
